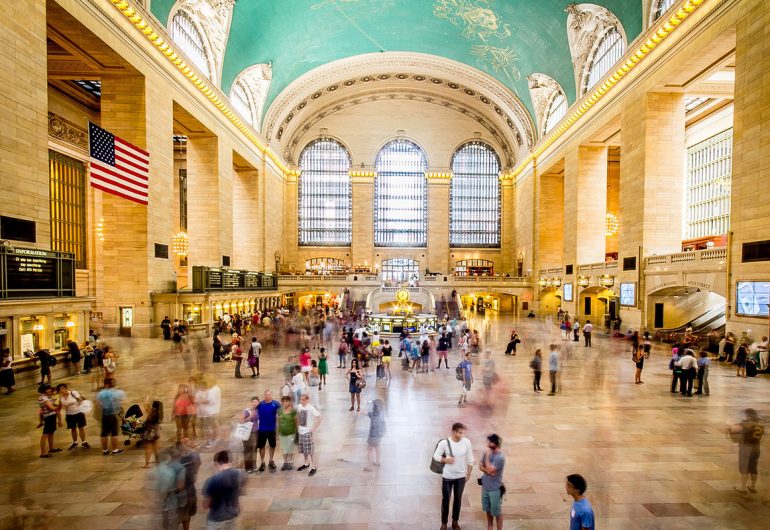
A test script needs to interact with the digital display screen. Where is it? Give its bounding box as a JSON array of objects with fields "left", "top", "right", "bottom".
[
  {"left": 620, "top": 283, "right": 636, "bottom": 307},
  {"left": 1, "top": 247, "right": 74, "bottom": 298},
  {"left": 563, "top": 283, "right": 573, "bottom": 302},
  {"left": 736, "top": 281, "right": 770, "bottom": 317}
]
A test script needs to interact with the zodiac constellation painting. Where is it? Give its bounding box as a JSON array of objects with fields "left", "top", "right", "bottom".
[
  {"left": 433, "top": 0, "right": 511, "bottom": 42},
  {"left": 470, "top": 44, "right": 521, "bottom": 86}
]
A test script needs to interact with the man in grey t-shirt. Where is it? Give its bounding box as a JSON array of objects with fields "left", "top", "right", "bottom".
[{"left": 480, "top": 433, "right": 505, "bottom": 530}]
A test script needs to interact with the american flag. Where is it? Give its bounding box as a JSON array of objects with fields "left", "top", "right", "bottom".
[{"left": 89, "top": 122, "right": 149, "bottom": 205}]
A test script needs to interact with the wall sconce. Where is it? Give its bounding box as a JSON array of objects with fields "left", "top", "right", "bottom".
[
  {"left": 551, "top": 278, "right": 562, "bottom": 287},
  {"left": 600, "top": 274, "right": 614, "bottom": 287},
  {"left": 577, "top": 276, "right": 589, "bottom": 287},
  {"left": 96, "top": 218, "right": 105, "bottom": 242},
  {"left": 538, "top": 277, "right": 548, "bottom": 287},
  {"left": 173, "top": 231, "right": 189, "bottom": 257},
  {"left": 605, "top": 213, "right": 619, "bottom": 236}
]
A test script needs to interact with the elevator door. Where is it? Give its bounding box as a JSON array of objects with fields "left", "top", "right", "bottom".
[{"left": 654, "top": 303, "right": 664, "bottom": 328}]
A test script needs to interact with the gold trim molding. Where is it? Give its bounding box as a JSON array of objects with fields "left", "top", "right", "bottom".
[{"left": 48, "top": 112, "right": 87, "bottom": 152}]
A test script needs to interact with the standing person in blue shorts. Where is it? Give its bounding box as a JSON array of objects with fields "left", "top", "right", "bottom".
[
  {"left": 255, "top": 390, "right": 281, "bottom": 473},
  {"left": 566, "top": 474, "right": 595, "bottom": 530}
]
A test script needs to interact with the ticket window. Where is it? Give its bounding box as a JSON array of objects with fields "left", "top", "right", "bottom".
[
  {"left": 183, "top": 304, "right": 202, "bottom": 324},
  {"left": 53, "top": 314, "right": 76, "bottom": 350},
  {"left": 20, "top": 318, "right": 44, "bottom": 354},
  {"left": 0, "top": 321, "right": 8, "bottom": 355}
]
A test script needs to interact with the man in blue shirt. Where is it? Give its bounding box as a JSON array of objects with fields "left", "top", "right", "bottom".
[
  {"left": 480, "top": 433, "right": 505, "bottom": 530},
  {"left": 256, "top": 389, "right": 281, "bottom": 472},
  {"left": 566, "top": 474, "right": 595, "bottom": 530},
  {"left": 96, "top": 378, "right": 125, "bottom": 456},
  {"left": 547, "top": 344, "right": 560, "bottom": 396},
  {"left": 458, "top": 352, "right": 473, "bottom": 407}
]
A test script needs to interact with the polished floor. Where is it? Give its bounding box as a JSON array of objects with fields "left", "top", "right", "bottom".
[{"left": 1, "top": 315, "right": 769, "bottom": 529}]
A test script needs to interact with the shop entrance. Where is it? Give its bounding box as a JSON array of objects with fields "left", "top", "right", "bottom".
[
  {"left": 381, "top": 258, "right": 419, "bottom": 285},
  {"left": 119, "top": 307, "right": 133, "bottom": 337}
]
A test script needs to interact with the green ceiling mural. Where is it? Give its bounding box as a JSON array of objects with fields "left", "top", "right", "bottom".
[{"left": 150, "top": 0, "right": 642, "bottom": 123}]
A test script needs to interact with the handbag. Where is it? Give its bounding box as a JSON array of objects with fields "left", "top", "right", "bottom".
[
  {"left": 80, "top": 399, "right": 94, "bottom": 415},
  {"left": 430, "top": 438, "right": 453, "bottom": 474},
  {"left": 355, "top": 377, "right": 367, "bottom": 389},
  {"left": 233, "top": 421, "right": 253, "bottom": 441}
]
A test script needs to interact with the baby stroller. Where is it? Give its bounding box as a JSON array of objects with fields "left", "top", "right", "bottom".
[{"left": 120, "top": 404, "right": 145, "bottom": 446}]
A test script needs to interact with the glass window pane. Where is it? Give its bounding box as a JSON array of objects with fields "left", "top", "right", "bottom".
[
  {"left": 685, "top": 129, "right": 732, "bottom": 240},
  {"left": 544, "top": 92, "right": 568, "bottom": 134},
  {"left": 653, "top": 0, "right": 677, "bottom": 21},
  {"left": 231, "top": 82, "right": 253, "bottom": 126},
  {"left": 298, "top": 139, "right": 352, "bottom": 246},
  {"left": 585, "top": 28, "right": 625, "bottom": 94},
  {"left": 374, "top": 139, "right": 428, "bottom": 247},
  {"left": 450, "top": 142, "right": 501, "bottom": 248},
  {"left": 170, "top": 11, "right": 211, "bottom": 78}
]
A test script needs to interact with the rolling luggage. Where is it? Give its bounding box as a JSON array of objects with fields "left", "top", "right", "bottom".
[{"left": 376, "top": 364, "right": 385, "bottom": 379}]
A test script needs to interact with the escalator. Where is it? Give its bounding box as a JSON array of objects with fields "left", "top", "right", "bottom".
[{"left": 654, "top": 305, "right": 726, "bottom": 345}]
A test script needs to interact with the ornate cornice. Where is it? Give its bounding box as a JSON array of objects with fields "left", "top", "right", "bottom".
[{"left": 48, "top": 112, "right": 87, "bottom": 152}]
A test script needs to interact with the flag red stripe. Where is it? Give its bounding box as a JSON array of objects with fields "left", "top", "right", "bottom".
[
  {"left": 114, "top": 136, "right": 149, "bottom": 160},
  {"left": 91, "top": 161, "right": 149, "bottom": 188},
  {"left": 91, "top": 172, "right": 149, "bottom": 197},
  {"left": 90, "top": 182, "right": 148, "bottom": 205},
  {"left": 114, "top": 146, "right": 149, "bottom": 172},
  {"left": 113, "top": 154, "right": 149, "bottom": 179},
  {"left": 90, "top": 174, "right": 148, "bottom": 201}
]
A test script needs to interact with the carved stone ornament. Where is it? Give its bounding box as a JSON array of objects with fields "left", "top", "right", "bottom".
[
  {"left": 232, "top": 63, "right": 272, "bottom": 129},
  {"left": 527, "top": 73, "right": 563, "bottom": 138},
  {"left": 171, "top": 0, "right": 236, "bottom": 84},
  {"left": 565, "top": 3, "right": 624, "bottom": 95},
  {"left": 48, "top": 112, "right": 88, "bottom": 151}
]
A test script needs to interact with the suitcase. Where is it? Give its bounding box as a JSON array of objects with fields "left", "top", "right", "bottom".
[
  {"left": 401, "top": 356, "right": 410, "bottom": 371},
  {"left": 376, "top": 364, "right": 385, "bottom": 379},
  {"left": 747, "top": 359, "right": 757, "bottom": 377}
]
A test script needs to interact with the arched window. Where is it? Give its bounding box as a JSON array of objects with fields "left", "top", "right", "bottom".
[
  {"left": 450, "top": 142, "right": 500, "bottom": 248},
  {"left": 374, "top": 139, "right": 428, "bottom": 247},
  {"left": 584, "top": 27, "right": 625, "bottom": 95},
  {"left": 652, "top": 0, "right": 677, "bottom": 22},
  {"left": 298, "top": 139, "right": 352, "bottom": 246},
  {"left": 543, "top": 91, "right": 568, "bottom": 135},
  {"left": 230, "top": 81, "right": 254, "bottom": 126},
  {"left": 170, "top": 11, "right": 211, "bottom": 78}
]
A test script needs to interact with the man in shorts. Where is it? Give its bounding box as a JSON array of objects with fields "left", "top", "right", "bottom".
[
  {"left": 480, "top": 433, "right": 505, "bottom": 530},
  {"left": 96, "top": 378, "right": 125, "bottom": 455},
  {"left": 729, "top": 408, "right": 765, "bottom": 493},
  {"left": 256, "top": 390, "right": 281, "bottom": 472},
  {"left": 458, "top": 352, "right": 473, "bottom": 407},
  {"left": 296, "top": 393, "right": 322, "bottom": 476}
]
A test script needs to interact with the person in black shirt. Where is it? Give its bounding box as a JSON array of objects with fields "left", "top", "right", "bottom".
[
  {"left": 437, "top": 333, "right": 451, "bottom": 369},
  {"left": 161, "top": 316, "right": 171, "bottom": 340},
  {"left": 35, "top": 349, "right": 53, "bottom": 385},
  {"left": 202, "top": 451, "right": 246, "bottom": 528}
]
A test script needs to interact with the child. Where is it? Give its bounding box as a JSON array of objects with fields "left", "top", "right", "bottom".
[{"left": 278, "top": 396, "right": 297, "bottom": 470}]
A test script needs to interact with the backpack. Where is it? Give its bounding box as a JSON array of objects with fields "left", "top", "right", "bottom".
[
  {"left": 49, "top": 355, "right": 58, "bottom": 367},
  {"left": 455, "top": 363, "right": 464, "bottom": 381},
  {"left": 430, "top": 438, "right": 454, "bottom": 474}
]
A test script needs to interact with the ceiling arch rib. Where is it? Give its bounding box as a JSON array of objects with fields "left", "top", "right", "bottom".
[{"left": 263, "top": 52, "right": 535, "bottom": 168}]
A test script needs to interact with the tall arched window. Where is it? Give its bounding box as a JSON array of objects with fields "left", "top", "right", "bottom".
[
  {"left": 450, "top": 142, "right": 501, "bottom": 248},
  {"left": 374, "top": 139, "right": 428, "bottom": 247},
  {"left": 543, "top": 91, "right": 568, "bottom": 135},
  {"left": 652, "top": 0, "right": 677, "bottom": 22},
  {"left": 298, "top": 139, "right": 352, "bottom": 246},
  {"left": 170, "top": 11, "right": 212, "bottom": 78},
  {"left": 230, "top": 81, "right": 254, "bottom": 126},
  {"left": 583, "top": 27, "right": 625, "bottom": 95}
]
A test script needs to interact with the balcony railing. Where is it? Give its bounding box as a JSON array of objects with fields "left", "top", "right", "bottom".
[{"left": 645, "top": 247, "right": 727, "bottom": 268}]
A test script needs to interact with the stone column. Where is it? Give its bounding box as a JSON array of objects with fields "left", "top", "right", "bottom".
[
  {"left": 283, "top": 172, "right": 298, "bottom": 271},
  {"left": 619, "top": 91, "right": 686, "bottom": 330},
  {"left": 351, "top": 172, "right": 375, "bottom": 269},
  {"left": 186, "top": 136, "right": 233, "bottom": 268},
  {"left": 728, "top": 0, "right": 770, "bottom": 335},
  {"left": 537, "top": 170, "right": 564, "bottom": 270},
  {"left": 233, "top": 166, "right": 260, "bottom": 270},
  {"left": 500, "top": 178, "right": 515, "bottom": 274},
  {"left": 427, "top": 174, "right": 450, "bottom": 274},
  {"left": 563, "top": 145, "right": 608, "bottom": 267}
]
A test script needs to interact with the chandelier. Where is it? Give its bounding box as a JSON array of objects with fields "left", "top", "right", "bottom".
[
  {"left": 172, "top": 231, "right": 189, "bottom": 256},
  {"left": 605, "top": 213, "right": 619, "bottom": 236}
]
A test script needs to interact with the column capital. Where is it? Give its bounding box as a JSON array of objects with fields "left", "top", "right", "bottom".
[{"left": 426, "top": 170, "right": 453, "bottom": 182}]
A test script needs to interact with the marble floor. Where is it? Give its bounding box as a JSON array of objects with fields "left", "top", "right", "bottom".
[{"left": 1, "top": 314, "right": 769, "bottom": 529}]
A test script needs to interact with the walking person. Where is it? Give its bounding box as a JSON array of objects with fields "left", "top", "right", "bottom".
[
  {"left": 202, "top": 450, "right": 247, "bottom": 530},
  {"left": 256, "top": 390, "right": 281, "bottom": 473},
  {"left": 318, "top": 347, "right": 328, "bottom": 389},
  {"left": 504, "top": 330, "right": 521, "bottom": 355},
  {"left": 232, "top": 341, "right": 243, "bottom": 379},
  {"left": 296, "top": 393, "right": 322, "bottom": 476},
  {"left": 173, "top": 384, "right": 194, "bottom": 442},
  {"left": 566, "top": 474, "right": 595, "bottom": 530},
  {"left": 582, "top": 321, "right": 593, "bottom": 347},
  {"left": 247, "top": 337, "right": 261, "bottom": 378},
  {"left": 308, "top": 360, "right": 321, "bottom": 405},
  {"left": 437, "top": 333, "right": 450, "bottom": 369},
  {"left": 141, "top": 400, "right": 162, "bottom": 468},
  {"left": 240, "top": 396, "right": 259, "bottom": 474},
  {"left": 176, "top": 441, "right": 201, "bottom": 530},
  {"left": 152, "top": 447, "right": 185, "bottom": 530},
  {"left": 56, "top": 383, "right": 90, "bottom": 450},
  {"left": 0, "top": 348, "right": 16, "bottom": 394},
  {"left": 696, "top": 350, "right": 710, "bottom": 396},
  {"left": 195, "top": 378, "right": 222, "bottom": 448},
  {"left": 433, "top": 422, "right": 474, "bottom": 530},
  {"left": 66, "top": 339, "right": 82, "bottom": 375},
  {"left": 670, "top": 346, "right": 683, "bottom": 393},
  {"left": 365, "top": 398, "right": 385, "bottom": 472},
  {"left": 37, "top": 384, "right": 61, "bottom": 457},
  {"left": 381, "top": 340, "right": 393, "bottom": 380},
  {"left": 337, "top": 340, "right": 349, "bottom": 369},
  {"left": 572, "top": 320, "right": 580, "bottom": 342},
  {"left": 278, "top": 395, "right": 297, "bottom": 470},
  {"left": 530, "top": 349, "right": 543, "bottom": 392},
  {"left": 633, "top": 345, "right": 645, "bottom": 384},
  {"left": 728, "top": 408, "right": 764, "bottom": 493},
  {"left": 479, "top": 433, "right": 505, "bottom": 530},
  {"left": 96, "top": 378, "right": 125, "bottom": 456},
  {"left": 735, "top": 341, "right": 748, "bottom": 378},
  {"left": 347, "top": 359, "right": 363, "bottom": 412},
  {"left": 547, "top": 345, "right": 560, "bottom": 396},
  {"left": 458, "top": 352, "right": 473, "bottom": 407}
]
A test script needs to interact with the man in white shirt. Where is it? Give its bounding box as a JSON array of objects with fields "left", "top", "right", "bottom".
[
  {"left": 675, "top": 349, "right": 698, "bottom": 397},
  {"left": 572, "top": 320, "right": 580, "bottom": 342},
  {"left": 195, "top": 382, "right": 222, "bottom": 447},
  {"left": 757, "top": 336, "right": 769, "bottom": 371},
  {"left": 433, "top": 422, "right": 474, "bottom": 530},
  {"left": 582, "top": 321, "right": 593, "bottom": 347}
]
